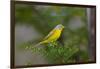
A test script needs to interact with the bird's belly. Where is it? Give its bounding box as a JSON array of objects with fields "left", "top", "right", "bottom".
[{"left": 47, "top": 30, "right": 61, "bottom": 42}]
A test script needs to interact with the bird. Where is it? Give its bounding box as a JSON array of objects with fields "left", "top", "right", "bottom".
[{"left": 34, "top": 24, "right": 64, "bottom": 47}]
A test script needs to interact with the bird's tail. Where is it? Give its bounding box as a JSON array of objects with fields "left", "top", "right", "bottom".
[{"left": 34, "top": 40, "right": 47, "bottom": 47}]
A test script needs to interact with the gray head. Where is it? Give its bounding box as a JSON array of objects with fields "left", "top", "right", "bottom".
[{"left": 55, "top": 24, "right": 64, "bottom": 30}]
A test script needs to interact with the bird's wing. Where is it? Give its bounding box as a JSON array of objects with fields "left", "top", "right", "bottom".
[{"left": 43, "top": 29, "right": 56, "bottom": 40}]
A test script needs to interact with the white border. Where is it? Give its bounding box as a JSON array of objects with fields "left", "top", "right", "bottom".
[{"left": 0, "top": 0, "right": 100, "bottom": 69}]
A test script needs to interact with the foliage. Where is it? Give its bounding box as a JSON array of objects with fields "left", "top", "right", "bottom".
[{"left": 20, "top": 41, "right": 79, "bottom": 64}]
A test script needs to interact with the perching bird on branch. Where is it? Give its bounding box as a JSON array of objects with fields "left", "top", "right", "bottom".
[{"left": 34, "top": 24, "right": 64, "bottom": 47}]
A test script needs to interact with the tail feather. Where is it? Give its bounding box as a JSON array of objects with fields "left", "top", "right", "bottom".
[
  {"left": 34, "top": 40, "right": 47, "bottom": 47},
  {"left": 34, "top": 42, "right": 43, "bottom": 47}
]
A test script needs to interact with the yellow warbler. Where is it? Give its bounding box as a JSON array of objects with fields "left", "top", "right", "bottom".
[{"left": 34, "top": 24, "right": 64, "bottom": 47}]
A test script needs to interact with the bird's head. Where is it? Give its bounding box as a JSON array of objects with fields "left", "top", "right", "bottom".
[{"left": 55, "top": 24, "right": 64, "bottom": 30}]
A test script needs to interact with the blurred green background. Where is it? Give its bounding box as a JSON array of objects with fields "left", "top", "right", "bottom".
[{"left": 15, "top": 3, "right": 92, "bottom": 66}]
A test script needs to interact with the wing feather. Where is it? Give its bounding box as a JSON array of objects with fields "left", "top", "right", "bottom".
[{"left": 43, "top": 29, "right": 56, "bottom": 40}]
